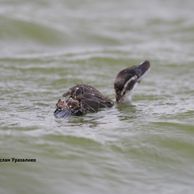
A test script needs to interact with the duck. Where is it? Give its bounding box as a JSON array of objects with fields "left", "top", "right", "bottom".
[{"left": 54, "top": 60, "right": 150, "bottom": 118}]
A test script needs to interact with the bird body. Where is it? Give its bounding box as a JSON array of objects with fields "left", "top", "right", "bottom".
[{"left": 54, "top": 61, "right": 150, "bottom": 118}]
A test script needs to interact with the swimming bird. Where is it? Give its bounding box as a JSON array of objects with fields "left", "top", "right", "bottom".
[{"left": 54, "top": 60, "right": 150, "bottom": 118}]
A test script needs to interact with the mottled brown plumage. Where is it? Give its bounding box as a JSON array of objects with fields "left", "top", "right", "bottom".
[{"left": 54, "top": 60, "right": 150, "bottom": 118}]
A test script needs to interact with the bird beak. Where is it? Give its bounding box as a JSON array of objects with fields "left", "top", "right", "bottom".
[{"left": 134, "top": 60, "right": 150, "bottom": 79}]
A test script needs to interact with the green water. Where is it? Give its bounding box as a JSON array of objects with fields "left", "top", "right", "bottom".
[{"left": 1, "top": 0, "right": 194, "bottom": 194}]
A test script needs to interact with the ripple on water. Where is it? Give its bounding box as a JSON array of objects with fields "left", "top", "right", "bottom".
[{"left": 1, "top": 0, "right": 194, "bottom": 193}]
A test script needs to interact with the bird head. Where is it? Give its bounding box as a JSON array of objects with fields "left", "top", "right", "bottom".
[{"left": 114, "top": 60, "right": 150, "bottom": 103}]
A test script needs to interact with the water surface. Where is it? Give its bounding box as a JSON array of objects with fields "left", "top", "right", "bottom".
[{"left": 0, "top": 0, "right": 194, "bottom": 194}]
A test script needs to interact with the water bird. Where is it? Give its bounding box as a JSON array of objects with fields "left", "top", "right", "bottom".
[{"left": 54, "top": 60, "right": 150, "bottom": 118}]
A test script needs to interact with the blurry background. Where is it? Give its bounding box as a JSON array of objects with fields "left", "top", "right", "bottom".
[{"left": 0, "top": 0, "right": 194, "bottom": 194}]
